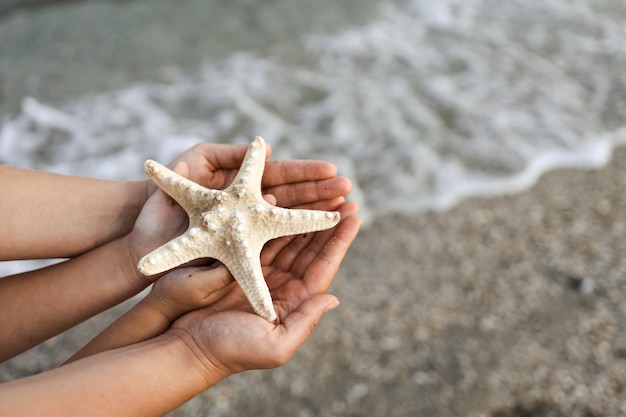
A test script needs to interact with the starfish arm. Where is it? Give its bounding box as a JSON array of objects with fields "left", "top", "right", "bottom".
[
  {"left": 260, "top": 206, "right": 341, "bottom": 242},
  {"left": 221, "top": 245, "right": 277, "bottom": 322},
  {"left": 224, "top": 136, "right": 267, "bottom": 200},
  {"left": 137, "top": 227, "right": 217, "bottom": 276},
  {"left": 144, "top": 160, "right": 222, "bottom": 214},
  {"left": 136, "top": 137, "right": 341, "bottom": 321}
]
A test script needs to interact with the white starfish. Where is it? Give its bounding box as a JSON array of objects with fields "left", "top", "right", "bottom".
[{"left": 137, "top": 136, "right": 341, "bottom": 321}]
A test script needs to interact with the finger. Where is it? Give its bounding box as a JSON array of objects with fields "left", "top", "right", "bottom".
[
  {"left": 264, "top": 198, "right": 353, "bottom": 272},
  {"left": 291, "top": 196, "right": 348, "bottom": 211},
  {"left": 172, "top": 161, "right": 190, "bottom": 177},
  {"left": 261, "top": 200, "right": 359, "bottom": 270},
  {"left": 276, "top": 201, "right": 360, "bottom": 278},
  {"left": 262, "top": 160, "right": 337, "bottom": 189},
  {"left": 296, "top": 203, "right": 361, "bottom": 295},
  {"left": 182, "top": 144, "right": 246, "bottom": 170},
  {"left": 263, "top": 194, "right": 277, "bottom": 206},
  {"left": 189, "top": 142, "right": 271, "bottom": 170},
  {"left": 264, "top": 234, "right": 312, "bottom": 275},
  {"left": 180, "top": 142, "right": 273, "bottom": 190},
  {"left": 274, "top": 294, "right": 340, "bottom": 357},
  {"left": 158, "top": 265, "right": 236, "bottom": 310},
  {"left": 260, "top": 197, "right": 348, "bottom": 265},
  {"left": 184, "top": 264, "right": 234, "bottom": 295},
  {"left": 264, "top": 176, "right": 352, "bottom": 209}
]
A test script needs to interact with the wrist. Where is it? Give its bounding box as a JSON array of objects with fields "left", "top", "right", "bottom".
[
  {"left": 116, "top": 233, "right": 154, "bottom": 292},
  {"left": 117, "top": 180, "right": 151, "bottom": 231},
  {"left": 152, "top": 333, "right": 216, "bottom": 391},
  {"left": 166, "top": 328, "right": 232, "bottom": 388},
  {"left": 141, "top": 290, "right": 181, "bottom": 325},
  {"left": 89, "top": 179, "right": 151, "bottom": 250}
]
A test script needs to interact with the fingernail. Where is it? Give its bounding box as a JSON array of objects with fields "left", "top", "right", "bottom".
[{"left": 324, "top": 299, "right": 340, "bottom": 312}]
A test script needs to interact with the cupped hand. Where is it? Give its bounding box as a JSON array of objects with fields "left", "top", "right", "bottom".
[
  {"left": 128, "top": 142, "right": 353, "bottom": 279},
  {"left": 167, "top": 200, "right": 361, "bottom": 379}
]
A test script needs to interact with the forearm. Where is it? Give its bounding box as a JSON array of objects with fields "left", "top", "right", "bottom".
[
  {"left": 0, "top": 235, "right": 148, "bottom": 362},
  {"left": 65, "top": 296, "right": 172, "bottom": 364},
  {"left": 0, "top": 335, "right": 217, "bottom": 417},
  {"left": 0, "top": 165, "right": 148, "bottom": 260},
  {"left": 67, "top": 265, "right": 236, "bottom": 364}
]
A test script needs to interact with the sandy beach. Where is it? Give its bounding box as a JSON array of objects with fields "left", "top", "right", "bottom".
[
  {"left": 2, "top": 1, "right": 626, "bottom": 415},
  {"left": 2, "top": 147, "right": 625, "bottom": 416}
]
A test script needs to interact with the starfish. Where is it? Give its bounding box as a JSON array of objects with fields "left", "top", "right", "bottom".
[{"left": 137, "top": 136, "right": 341, "bottom": 322}]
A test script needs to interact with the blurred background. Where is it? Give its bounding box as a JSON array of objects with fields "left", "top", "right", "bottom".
[
  {"left": 2, "top": 0, "right": 626, "bottom": 416},
  {"left": 3, "top": 0, "right": 626, "bottom": 221}
]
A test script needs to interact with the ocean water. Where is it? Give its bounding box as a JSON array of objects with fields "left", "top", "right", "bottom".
[{"left": 2, "top": 0, "right": 626, "bottom": 233}]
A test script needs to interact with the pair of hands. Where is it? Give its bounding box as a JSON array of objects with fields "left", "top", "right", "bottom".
[{"left": 126, "top": 142, "right": 361, "bottom": 379}]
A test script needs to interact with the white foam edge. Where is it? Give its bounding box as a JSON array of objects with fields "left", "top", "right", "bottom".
[{"left": 411, "top": 127, "right": 626, "bottom": 213}]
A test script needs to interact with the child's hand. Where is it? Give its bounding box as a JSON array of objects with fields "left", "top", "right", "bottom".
[{"left": 64, "top": 263, "right": 235, "bottom": 364}]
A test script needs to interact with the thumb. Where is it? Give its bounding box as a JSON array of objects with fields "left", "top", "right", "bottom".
[
  {"left": 192, "top": 263, "right": 234, "bottom": 292},
  {"left": 279, "top": 294, "right": 340, "bottom": 349},
  {"left": 263, "top": 193, "right": 277, "bottom": 205}
]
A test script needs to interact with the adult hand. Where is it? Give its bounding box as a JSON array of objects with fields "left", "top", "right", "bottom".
[{"left": 167, "top": 200, "right": 361, "bottom": 380}]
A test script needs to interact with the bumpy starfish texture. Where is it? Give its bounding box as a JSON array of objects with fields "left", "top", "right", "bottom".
[{"left": 137, "top": 136, "right": 341, "bottom": 322}]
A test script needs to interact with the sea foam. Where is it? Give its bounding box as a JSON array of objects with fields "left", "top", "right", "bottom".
[{"left": 2, "top": 0, "right": 626, "bottom": 226}]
